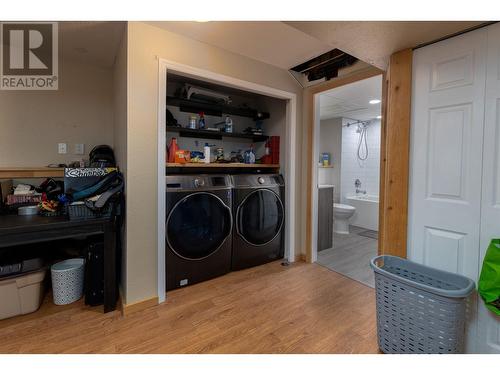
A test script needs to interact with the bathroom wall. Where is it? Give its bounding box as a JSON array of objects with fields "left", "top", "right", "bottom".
[
  {"left": 319, "top": 117, "right": 342, "bottom": 202},
  {"left": 340, "top": 118, "right": 381, "bottom": 202}
]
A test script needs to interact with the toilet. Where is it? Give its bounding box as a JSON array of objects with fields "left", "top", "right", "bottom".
[{"left": 333, "top": 203, "right": 356, "bottom": 234}]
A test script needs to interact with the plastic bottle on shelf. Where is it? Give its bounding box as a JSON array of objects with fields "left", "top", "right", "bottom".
[
  {"left": 224, "top": 116, "right": 233, "bottom": 133},
  {"left": 188, "top": 115, "right": 197, "bottom": 129},
  {"left": 203, "top": 143, "right": 211, "bottom": 164},
  {"left": 198, "top": 112, "right": 206, "bottom": 129},
  {"left": 244, "top": 144, "right": 256, "bottom": 164},
  {"left": 249, "top": 144, "right": 255, "bottom": 164},
  {"left": 262, "top": 140, "right": 271, "bottom": 164},
  {"left": 168, "top": 137, "right": 178, "bottom": 163}
]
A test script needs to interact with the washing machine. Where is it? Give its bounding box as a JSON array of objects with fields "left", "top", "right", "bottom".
[
  {"left": 166, "top": 175, "right": 233, "bottom": 291},
  {"left": 231, "top": 174, "right": 285, "bottom": 270}
]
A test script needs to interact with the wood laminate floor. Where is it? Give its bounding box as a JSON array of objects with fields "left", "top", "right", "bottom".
[
  {"left": 317, "top": 226, "right": 378, "bottom": 288},
  {"left": 0, "top": 261, "right": 379, "bottom": 354}
]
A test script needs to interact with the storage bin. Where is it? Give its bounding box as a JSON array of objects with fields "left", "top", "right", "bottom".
[
  {"left": 6, "top": 194, "right": 42, "bottom": 206},
  {"left": 67, "top": 202, "right": 113, "bottom": 221},
  {"left": 370, "top": 255, "right": 475, "bottom": 354},
  {"left": 0, "top": 269, "right": 46, "bottom": 320},
  {"left": 51, "top": 258, "right": 85, "bottom": 305}
]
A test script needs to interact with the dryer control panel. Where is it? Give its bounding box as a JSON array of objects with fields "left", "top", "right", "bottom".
[
  {"left": 232, "top": 174, "right": 284, "bottom": 188},
  {"left": 166, "top": 175, "right": 233, "bottom": 191}
]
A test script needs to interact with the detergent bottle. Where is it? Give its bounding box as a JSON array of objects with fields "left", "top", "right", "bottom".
[{"left": 168, "top": 137, "right": 178, "bottom": 163}]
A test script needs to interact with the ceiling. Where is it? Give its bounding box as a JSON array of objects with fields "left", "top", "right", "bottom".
[
  {"left": 59, "top": 22, "right": 125, "bottom": 68},
  {"left": 320, "top": 74, "right": 382, "bottom": 121},
  {"left": 148, "top": 21, "right": 333, "bottom": 69},
  {"left": 150, "top": 21, "right": 485, "bottom": 70},
  {"left": 285, "top": 21, "right": 485, "bottom": 69},
  {"left": 55, "top": 21, "right": 487, "bottom": 72}
]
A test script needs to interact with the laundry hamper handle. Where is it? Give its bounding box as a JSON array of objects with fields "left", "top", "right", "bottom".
[{"left": 370, "top": 255, "right": 475, "bottom": 298}]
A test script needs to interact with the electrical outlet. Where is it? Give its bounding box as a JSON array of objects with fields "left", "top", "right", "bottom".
[
  {"left": 74, "top": 143, "right": 85, "bottom": 155},
  {"left": 58, "top": 143, "right": 67, "bottom": 154}
]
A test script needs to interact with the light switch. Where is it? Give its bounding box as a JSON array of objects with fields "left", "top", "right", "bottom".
[
  {"left": 74, "top": 143, "right": 85, "bottom": 155},
  {"left": 58, "top": 143, "right": 67, "bottom": 154}
]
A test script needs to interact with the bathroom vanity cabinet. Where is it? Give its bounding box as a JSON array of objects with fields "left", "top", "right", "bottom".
[{"left": 317, "top": 186, "right": 334, "bottom": 251}]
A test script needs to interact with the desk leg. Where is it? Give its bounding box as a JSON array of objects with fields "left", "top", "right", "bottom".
[{"left": 104, "top": 221, "right": 117, "bottom": 313}]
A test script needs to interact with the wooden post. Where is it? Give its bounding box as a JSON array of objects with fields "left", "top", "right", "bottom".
[{"left": 378, "top": 49, "right": 413, "bottom": 258}]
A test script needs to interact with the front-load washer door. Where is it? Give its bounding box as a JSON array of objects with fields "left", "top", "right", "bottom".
[
  {"left": 167, "top": 192, "right": 232, "bottom": 260},
  {"left": 236, "top": 189, "right": 284, "bottom": 246}
]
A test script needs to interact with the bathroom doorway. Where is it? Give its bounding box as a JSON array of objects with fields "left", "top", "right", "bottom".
[{"left": 314, "top": 74, "right": 383, "bottom": 287}]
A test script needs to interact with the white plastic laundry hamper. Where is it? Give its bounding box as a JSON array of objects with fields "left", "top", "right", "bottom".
[{"left": 51, "top": 258, "right": 85, "bottom": 305}]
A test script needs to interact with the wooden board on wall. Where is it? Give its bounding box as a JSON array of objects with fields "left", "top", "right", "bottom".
[
  {"left": 378, "top": 49, "right": 412, "bottom": 258},
  {"left": 378, "top": 72, "right": 389, "bottom": 255},
  {"left": 0, "top": 167, "right": 64, "bottom": 179}
]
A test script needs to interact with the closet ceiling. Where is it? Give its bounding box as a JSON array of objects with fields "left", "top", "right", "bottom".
[
  {"left": 320, "top": 74, "right": 382, "bottom": 121},
  {"left": 151, "top": 21, "right": 484, "bottom": 70}
]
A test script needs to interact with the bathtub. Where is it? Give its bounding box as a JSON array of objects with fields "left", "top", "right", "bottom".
[{"left": 345, "top": 194, "right": 379, "bottom": 231}]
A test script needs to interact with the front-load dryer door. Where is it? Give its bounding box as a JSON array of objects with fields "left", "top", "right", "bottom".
[
  {"left": 167, "top": 192, "right": 232, "bottom": 260},
  {"left": 236, "top": 189, "right": 284, "bottom": 246}
]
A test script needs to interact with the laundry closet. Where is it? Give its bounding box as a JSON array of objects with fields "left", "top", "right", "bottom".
[
  {"left": 409, "top": 23, "right": 500, "bottom": 353},
  {"left": 164, "top": 72, "right": 288, "bottom": 291}
]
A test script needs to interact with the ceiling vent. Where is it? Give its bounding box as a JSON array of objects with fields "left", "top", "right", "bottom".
[{"left": 289, "top": 48, "right": 358, "bottom": 87}]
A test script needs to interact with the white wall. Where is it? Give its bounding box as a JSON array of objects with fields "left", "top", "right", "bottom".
[
  {"left": 319, "top": 117, "right": 342, "bottom": 202},
  {"left": 340, "top": 118, "right": 381, "bottom": 202},
  {"left": 126, "top": 22, "right": 302, "bottom": 305},
  {"left": 0, "top": 59, "right": 114, "bottom": 167},
  {"left": 257, "top": 96, "right": 287, "bottom": 170},
  {"left": 112, "top": 27, "right": 128, "bottom": 300},
  {"left": 166, "top": 84, "right": 286, "bottom": 166},
  {"left": 166, "top": 107, "right": 262, "bottom": 161}
]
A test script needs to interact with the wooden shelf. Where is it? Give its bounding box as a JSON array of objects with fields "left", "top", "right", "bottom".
[
  {"left": 167, "top": 163, "right": 279, "bottom": 169},
  {"left": 166, "top": 96, "right": 270, "bottom": 120},
  {"left": 0, "top": 167, "right": 64, "bottom": 179},
  {"left": 166, "top": 126, "right": 268, "bottom": 142}
]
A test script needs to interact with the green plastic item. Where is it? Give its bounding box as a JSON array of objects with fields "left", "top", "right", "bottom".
[{"left": 478, "top": 239, "right": 500, "bottom": 315}]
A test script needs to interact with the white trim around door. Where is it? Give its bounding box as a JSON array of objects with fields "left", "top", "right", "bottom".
[{"left": 157, "top": 58, "right": 298, "bottom": 302}]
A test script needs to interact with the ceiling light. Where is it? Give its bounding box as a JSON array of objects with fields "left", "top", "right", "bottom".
[
  {"left": 369, "top": 99, "right": 381, "bottom": 105},
  {"left": 376, "top": 115, "right": 382, "bottom": 119}
]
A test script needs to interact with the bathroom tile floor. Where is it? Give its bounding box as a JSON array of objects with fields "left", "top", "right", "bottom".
[{"left": 317, "top": 225, "right": 377, "bottom": 288}]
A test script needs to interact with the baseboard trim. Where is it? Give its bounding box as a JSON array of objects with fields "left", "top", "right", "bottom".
[{"left": 121, "top": 296, "right": 159, "bottom": 316}]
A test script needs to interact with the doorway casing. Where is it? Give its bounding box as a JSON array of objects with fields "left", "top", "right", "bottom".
[
  {"left": 305, "top": 50, "right": 413, "bottom": 263},
  {"left": 157, "top": 58, "right": 298, "bottom": 302},
  {"left": 305, "top": 67, "right": 383, "bottom": 263}
]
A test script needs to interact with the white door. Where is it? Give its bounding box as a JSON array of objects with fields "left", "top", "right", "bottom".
[
  {"left": 409, "top": 28, "right": 488, "bottom": 352},
  {"left": 477, "top": 23, "right": 500, "bottom": 353}
]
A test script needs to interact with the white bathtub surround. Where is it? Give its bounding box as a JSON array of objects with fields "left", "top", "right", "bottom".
[
  {"left": 340, "top": 118, "right": 381, "bottom": 205},
  {"left": 346, "top": 194, "right": 379, "bottom": 231}
]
